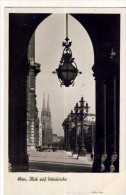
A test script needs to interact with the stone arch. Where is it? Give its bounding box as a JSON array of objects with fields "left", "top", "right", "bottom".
[{"left": 9, "top": 13, "right": 120, "bottom": 172}]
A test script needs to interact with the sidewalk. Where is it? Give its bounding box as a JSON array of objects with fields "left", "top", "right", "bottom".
[{"left": 29, "top": 150, "right": 93, "bottom": 172}]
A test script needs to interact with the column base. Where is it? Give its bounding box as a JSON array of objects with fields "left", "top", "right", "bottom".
[
  {"left": 73, "top": 147, "right": 79, "bottom": 154},
  {"left": 93, "top": 153, "right": 107, "bottom": 172},
  {"left": 73, "top": 154, "right": 78, "bottom": 159},
  {"left": 66, "top": 151, "right": 72, "bottom": 156},
  {"left": 66, "top": 147, "right": 71, "bottom": 152},
  {"left": 90, "top": 153, "right": 94, "bottom": 162},
  {"left": 9, "top": 154, "right": 29, "bottom": 172},
  {"left": 77, "top": 155, "right": 89, "bottom": 163},
  {"left": 27, "top": 145, "right": 37, "bottom": 155},
  {"left": 103, "top": 153, "right": 118, "bottom": 172},
  {"left": 110, "top": 153, "right": 118, "bottom": 172},
  {"left": 78, "top": 148, "right": 87, "bottom": 156}
]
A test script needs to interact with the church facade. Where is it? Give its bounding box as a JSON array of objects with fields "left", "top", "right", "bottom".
[{"left": 41, "top": 94, "right": 53, "bottom": 147}]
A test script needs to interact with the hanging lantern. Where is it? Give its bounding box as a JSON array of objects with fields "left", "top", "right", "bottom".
[{"left": 52, "top": 14, "right": 82, "bottom": 87}]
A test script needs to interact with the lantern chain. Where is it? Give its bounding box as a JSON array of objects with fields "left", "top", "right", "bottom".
[{"left": 66, "top": 14, "right": 68, "bottom": 39}]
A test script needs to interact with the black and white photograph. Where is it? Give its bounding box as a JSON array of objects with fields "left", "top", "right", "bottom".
[
  {"left": 1, "top": 5, "right": 126, "bottom": 195},
  {"left": 9, "top": 12, "right": 120, "bottom": 173}
]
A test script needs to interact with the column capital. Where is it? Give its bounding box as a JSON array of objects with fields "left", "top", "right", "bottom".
[{"left": 92, "top": 48, "right": 119, "bottom": 81}]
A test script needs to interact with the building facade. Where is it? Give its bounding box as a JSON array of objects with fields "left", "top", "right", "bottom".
[
  {"left": 52, "top": 134, "right": 59, "bottom": 143},
  {"left": 63, "top": 113, "right": 96, "bottom": 152},
  {"left": 41, "top": 94, "right": 53, "bottom": 147},
  {"left": 27, "top": 33, "right": 41, "bottom": 153}
]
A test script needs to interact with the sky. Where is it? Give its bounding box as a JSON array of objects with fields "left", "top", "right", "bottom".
[{"left": 35, "top": 14, "right": 95, "bottom": 136}]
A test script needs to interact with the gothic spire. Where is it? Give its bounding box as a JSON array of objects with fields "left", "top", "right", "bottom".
[
  {"left": 47, "top": 95, "right": 51, "bottom": 116},
  {"left": 41, "top": 93, "right": 47, "bottom": 125},
  {"left": 42, "top": 93, "right": 46, "bottom": 111}
]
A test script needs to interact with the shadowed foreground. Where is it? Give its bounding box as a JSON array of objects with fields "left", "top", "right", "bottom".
[{"left": 29, "top": 151, "right": 93, "bottom": 172}]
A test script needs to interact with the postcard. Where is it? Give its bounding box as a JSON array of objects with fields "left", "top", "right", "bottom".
[{"left": 1, "top": 4, "right": 126, "bottom": 195}]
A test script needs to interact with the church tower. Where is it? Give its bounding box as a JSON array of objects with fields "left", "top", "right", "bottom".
[
  {"left": 46, "top": 95, "right": 53, "bottom": 143},
  {"left": 41, "top": 93, "right": 46, "bottom": 133},
  {"left": 41, "top": 94, "right": 53, "bottom": 147}
]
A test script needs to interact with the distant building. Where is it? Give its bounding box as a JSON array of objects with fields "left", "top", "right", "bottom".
[
  {"left": 27, "top": 33, "right": 41, "bottom": 153},
  {"left": 63, "top": 112, "right": 95, "bottom": 151},
  {"left": 58, "top": 136, "right": 64, "bottom": 140},
  {"left": 39, "top": 123, "right": 42, "bottom": 146},
  {"left": 52, "top": 134, "right": 59, "bottom": 143},
  {"left": 41, "top": 94, "right": 53, "bottom": 147},
  {"left": 77, "top": 113, "right": 96, "bottom": 134},
  {"left": 86, "top": 113, "right": 96, "bottom": 122}
]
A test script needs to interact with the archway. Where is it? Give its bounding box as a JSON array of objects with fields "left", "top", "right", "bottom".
[
  {"left": 9, "top": 13, "right": 120, "bottom": 172},
  {"left": 35, "top": 13, "right": 94, "bottom": 141}
]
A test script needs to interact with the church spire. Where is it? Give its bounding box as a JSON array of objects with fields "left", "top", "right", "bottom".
[
  {"left": 41, "top": 94, "right": 53, "bottom": 146},
  {"left": 42, "top": 93, "right": 46, "bottom": 111},
  {"left": 41, "top": 93, "right": 46, "bottom": 124},
  {"left": 47, "top": 95, "right": 51, "bottom": 116}
]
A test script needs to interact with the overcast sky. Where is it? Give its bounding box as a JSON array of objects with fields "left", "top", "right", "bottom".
[{"left": 35, "top": 14, "right": 95, "bottom": 136}]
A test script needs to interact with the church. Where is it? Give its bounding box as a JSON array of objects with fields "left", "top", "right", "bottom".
[{"left": 41, "top": 94, "right": 53, "bottom": 147}]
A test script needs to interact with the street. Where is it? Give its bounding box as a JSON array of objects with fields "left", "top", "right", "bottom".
[{"left": 29, "top": 150, "right": 93, "bottom": 172}]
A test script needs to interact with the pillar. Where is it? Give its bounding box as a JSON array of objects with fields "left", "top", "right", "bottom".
[
  {"left": 9, "top": 13, "right": 50, "bottom": 172},
  {"left": 67, "top": 129, "right": 70, "bottom": 151},
  {"left": 9, "top": 21, "right": 29, "bottom": 171},
  {"left": 110, "top": 74, "right": 118, "bottom": 172},
  {"left": 27, "top": 33, "right": 41, "bottom": 154},
  {"left": 92, "top": 76, "right": 107, "bottom": 172},
  {"left": 27, "top": 61, "right": 40, "bottom": 153},
  {"left": 93, "top": 48, "right": 119, "bottom": 172},
  {"left": 105, "top": 57, "right": 119, "bottom": 172},
  {"left": 73, "top": 116, "right": 79, "bottom": 154},
  {"left": 64, "top": 129, "right": 67, "bottom": 150}
]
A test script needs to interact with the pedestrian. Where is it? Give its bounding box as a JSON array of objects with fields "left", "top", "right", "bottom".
[{"left": 91, "top": 153, "right": 94, "bottom": 161}]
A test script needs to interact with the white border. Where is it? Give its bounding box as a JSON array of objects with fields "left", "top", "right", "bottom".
[
  {"left": 1, "top": 5, "right": 126, "bottom": 195},
  {"left": 0, "top": 0, "right": 126, "bottom": 8}
]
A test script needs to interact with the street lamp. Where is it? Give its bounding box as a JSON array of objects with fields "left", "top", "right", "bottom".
[
  {"left": 62, "top": 117, "right": 70, "bottom": 151},
  {"left": 62, "top": 119, "right": 67, "bottom": 151},
  {"left": 91, "top": 117, "right": 94, "bottom": 161},
  {"left": 70, "top": 104, "right": 79, "bottom": 154},
  {"left": 78, "top": 96, "right": 90, "bottom": 156},
  {"left": 52, "top": 14, "right": 82, "bottom": 87}
]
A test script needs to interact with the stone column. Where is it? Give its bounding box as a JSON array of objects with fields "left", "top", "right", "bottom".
[
  {"left": 105, "top": 50, "right": 119, "bottom": 172},
  {"left": 67, "top": 128, "right": 70, "bottom": 151},
  {"left": 92, "top": 68, "right": 107, "bottom": 172},
  {"left": 91, "top": 118, "right": 95, "bottom": 160},
  {"left": 9, "top": 13, "right": 50, "bottom": 172},
  {"left": 101, "top": 79, "right": 107, "bottom": 171},
  {"left": 9, "top": 19, "right": 30, "bottom": 171},
  {"left": 79, "top": 113, "right": 86, "bottom": 156},
  {"left": 27, "top": 62, "right": 40, "bottom": 153},
  {"left": 64, "top": 129, "right": 67, "bottom": 150},
  {"left": 110, "top": 73, "right": 118, "bottom": 172},
  {"left": 92, "top": 49, "right": 119, "bottom": 172},
  {"left": 27, "top": 66, "right": 36, "bottom": 153},
  {"left": 73, "top": 115, "right": 79, "bottom": 154},
  {"left": 9, "top": 58, "right": 29, "bottom": 172},
  {"left": 27, "top": 33, "right": 41, "bottom": 154}
]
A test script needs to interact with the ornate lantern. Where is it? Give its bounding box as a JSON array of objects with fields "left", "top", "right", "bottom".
[{"left": 52, "top": 14, "right": 82, "bottom": 87}]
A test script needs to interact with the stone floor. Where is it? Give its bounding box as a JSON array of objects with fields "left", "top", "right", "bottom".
[{"left": 29, "top": 150, "right": 93, "bottom": 172}]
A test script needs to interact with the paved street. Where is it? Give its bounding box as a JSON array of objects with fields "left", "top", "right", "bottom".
[{"left": 29, "top": 150, "right": 93, "bottom": 172}]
